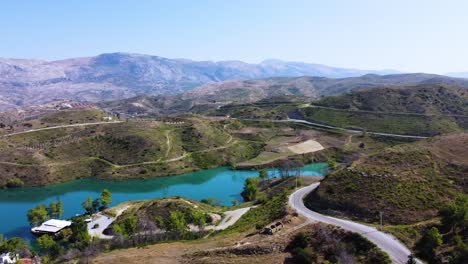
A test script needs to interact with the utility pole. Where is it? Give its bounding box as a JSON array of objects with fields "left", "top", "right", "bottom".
[{"left": 379, "top": 211, "right": 383, "bottom": 229}]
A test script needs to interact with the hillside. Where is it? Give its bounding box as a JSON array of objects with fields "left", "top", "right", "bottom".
[
  {"left": 0, "top": 53, "right": 398, "bottom": 111},
  {"left": 100, "top": 74, "right": 468, "bottom": 117},
  {"left": 299, "top": 85, "right": 468, "bottom": 136},
  {"left": 0, "top": 112, "right": 264, "bottom": 187},
  {"left": 305, "top": 133, "right": 468, "bottom": 225},
  {"left": 312, "top": 85, "right": 468, "bottom": 114}
]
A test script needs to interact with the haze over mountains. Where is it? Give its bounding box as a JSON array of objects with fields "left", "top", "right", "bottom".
[
  {"left": 1, "top": 52, "right": 468, "bottom": 112},
  {"left": 0, "top": 52, "right": 400, "bottom": 111},
  {"left": 101, "top": 74, "right": 468, "bottom": 117}
]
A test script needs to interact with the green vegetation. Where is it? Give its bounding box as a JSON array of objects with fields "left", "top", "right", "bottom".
[
  {"left": 259, "top": 169, "right": 268, "bottom": 182},
  {"left": 110, "top": 197, "right": 215, "bottom": 239},
  {"left": 100, "top": 189, "right": 112, "bottom": 209},
  {"left": 241, "top": 177, "right": 259, "bottom": 201},
  {"left": 306, "top": 134, "right": 468, "bottom": 224},
  {"left": 0, "top": 113, "right": 263, "bottom": 187},
  {"left": 82, "top": 196, "right": 99, "bottom": 215},
  {"left": 300, "top": 85, "right": 468, "bottom": 136},
  {"left": 47, "top": 201, "right": 63, "bottom": 219},
  {"left": 300, "top": 106, "right": 463, "bottom": 136},
  {"left": 27, "top": 201, "right": 63, "bottom": 226},
  {"left": 0, "top": 236, "right": 30, "bottom": 258},
  {"left": 226, "top": 177, "right": 297, "bottom": 233},
  {"left": 418, "top": 227, "right": 443, "bottom": 260},
  {"left": 287, "top": 225, "right": 391, "bottom": 264}
]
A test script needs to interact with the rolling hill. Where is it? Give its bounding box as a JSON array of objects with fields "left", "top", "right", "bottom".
[
  {"left": 305, "top": 133, "right": 468, "bottom": 225},
  {"left": 299, "top": 85, "right": 468, "bottom": 136},
  {"left": 0, "top": 53, "right": 397, "bottom": 111},
  {"left": 100, "top": 74, "right": 468, "bottom": 117},
  {"left": 0, "top": 112, "right": 263, "bottom": 187}
]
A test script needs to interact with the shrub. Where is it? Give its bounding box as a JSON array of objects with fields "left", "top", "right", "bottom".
[{"left": 6, "top": 177, "right": 24, "bottom": 188}]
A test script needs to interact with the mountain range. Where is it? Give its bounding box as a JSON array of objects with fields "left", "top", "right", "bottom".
[
  {"left": 0, "top": 52, "right": 399, "bottom": 111},
  {"left": 100, "top": 73, "right": 468, "bottom": 117}
]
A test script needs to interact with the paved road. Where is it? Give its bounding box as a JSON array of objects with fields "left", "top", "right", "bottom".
[
  {"left": 239, "top": 117, "right": 428, "bottom": 139},
  {"left": 208, "top": 207, "right": 252, "bottom": 230},
  {"left": 283, "top": 118, "right": 429, "bottom": 139},
  {"left": 1, "top": 121, "right": 123, "bottom": 138},
  {"left": 289, "top": 183, "right": 421, "bottom": 264},
  {"left": 87, "top": 206, "right": 129, "bottom": 239}
]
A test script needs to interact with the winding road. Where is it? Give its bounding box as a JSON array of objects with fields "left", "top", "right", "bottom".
[
  {"left": 0, "top": 121, "right": 123, "bottom": 138},
  {"left": 238, "top": 117, "right": 428, "bottom": 139},
  {"left": 284, "top": 118, "right": 429, "bottom": 139},
  {"left": 289, "top": 183, "right": 421, "bottom": 264}
]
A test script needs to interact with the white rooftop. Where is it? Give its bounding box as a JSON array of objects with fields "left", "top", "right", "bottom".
[
  {"left": 0, "top": 253, "right": 17, "bottom": 264},
  {"left": 31, "top": 219, "right": 72, "bottom": 233}
]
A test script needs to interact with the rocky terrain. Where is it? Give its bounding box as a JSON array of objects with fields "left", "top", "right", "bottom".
[{"left": 0, "top": 53, "right": 399, "bottom": 111}]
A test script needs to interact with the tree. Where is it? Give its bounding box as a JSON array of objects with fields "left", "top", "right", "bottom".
[
  {"left": 82, "top": 196, "right": 94, "bottom": 215},
  {"left": 259, "top": 169, "right": 268, "bottom": 182},
  {"left": 327, "top": 157, "right": 337, "bottom": 170},
  {"left": 241, "top": 177, "right": 259, "bottom": 201},
  {"left": 167, "top": 211, "right": 187, "bottom": 234},
  {"left": 70, "top": 217, "right": 90, "bottom": 245},
  {"left": 36, "top": 235, "right": 56, "bottom": 253},
  {"left": 418, "top": 227, "right": 442, "bottom": 259},
  {"left": 100, "top": 189, "right": 112, "bottom": 209},
  {"left": 440, "top": 194, "right": 468, "bottom": 234},
  {"left": 47, "top": 201, "right": 63, "bottom": 219},
  {"left": 27, "top": 204, "right": 49, "bottom": 226},
  {"left": 189, "top": 210, "right": 206, "bottom": 228},
  {"left": 278, "top": 160, "right": 303, "bottom": 178},
  {"left": 123, "top": 216, "right": 138, "bottom": 234},
  {"left": 0, "top": 237, "right": 29, "bottom": 256},
  {"left": 92, "top": 198, "right": 101, "bottom": 213}
]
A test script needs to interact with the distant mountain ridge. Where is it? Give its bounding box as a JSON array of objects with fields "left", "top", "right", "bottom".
[
  {"left": 100, "top": 73, "right": 468, "bottom": 117},
  {"left": 0, "top": 52, "right": 399, "bottom": 111}
]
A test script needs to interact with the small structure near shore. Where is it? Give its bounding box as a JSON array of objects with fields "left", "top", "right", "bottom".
[
  {"left": 0, "top": 253, "right": 18, "bottom": 264},
  {"left": 31, "top": 219, "right": 72, "bottom": 235},
  {"left": 261, "top": 221, "right": 284, "bottom": 235}
]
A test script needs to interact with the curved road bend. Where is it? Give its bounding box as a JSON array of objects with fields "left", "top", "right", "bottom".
[
  {"left": 289, "top": 183, "right": 421, "bottom": 264},
  {"left": 283, "top": 118, "right": 429, "bottom": 139}
]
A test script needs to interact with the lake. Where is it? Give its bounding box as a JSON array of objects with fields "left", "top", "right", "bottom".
[{"left": 0, "top": 163, "right": 327, "bottom": 242}]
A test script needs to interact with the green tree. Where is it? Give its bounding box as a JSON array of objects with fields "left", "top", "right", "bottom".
[
  {"left": 27, "top": 204, "right": 49, "bottom": 226},
  {"left": 441, "top": 194, "right": 468, "bottom": 234},
  {"left": 0, "top": 237, "right": 29, "bottom": 255},
  {"left": 82, "top": 196, "right": 94, "bottom": 215},
  {"left": 100, "top": 189, "right": 112, "bottom": 209},
  {"left": 419, "top": 227, "right": 442, "bottom": 259},
  {"left": 167, "top": 211, "right": 187, "bottom": 234},
  {"left": 123, "top": 216, "right": 138, "bottom": 234},
  {"left": 112, "top": 224, "right": 123, "bottom": 236},
  {"left": 36, "top": 235, "right": 56, "bottom": 253},
  {"left": 289, "top": 232, "right": 311, "bottom": 249},
  {"left": 47, "top": 201, "right": 63, "bottom": 219},
  {"left": 189, "top": 210, "right": 206, "bottom": 228},
  {"left": 327, "top": 157, "right": 337, "bottom": 170},
  {"left": 241, "top": 177, "right": 259, "bottom": 201},
  {"left": 70, "top": 217, "right": 90, "bottom": 245},
  {"left": 259, "top": 169, "right": 268, "bottom": 182},
  {"left": 92, "top": 198, "right": 101, "bottom": 213}
]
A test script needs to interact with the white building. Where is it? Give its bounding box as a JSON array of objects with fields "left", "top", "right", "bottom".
[
  {"left": 31, "top": 219, "right": 72, "bottom": 235},
  {"left": 0, "top": 253, "right": 18, "bottom": 264}
]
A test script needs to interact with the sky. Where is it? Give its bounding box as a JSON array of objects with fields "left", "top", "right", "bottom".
[{"left": 1, "top": 0, "right": 467, "bottom": 73}]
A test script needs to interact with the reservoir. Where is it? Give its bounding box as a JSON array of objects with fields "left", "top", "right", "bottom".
[{"left": 0, "top": 163, "right": 327, "bottom": 242}]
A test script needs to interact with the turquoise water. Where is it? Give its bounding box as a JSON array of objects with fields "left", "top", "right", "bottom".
[{"left": 0, "top": 163, "right": 327, "bottom": 242}]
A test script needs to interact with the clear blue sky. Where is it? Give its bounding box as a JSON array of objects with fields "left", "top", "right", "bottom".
[{"left": 1, "top": 0, "right": 467, "bottom": 73}]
